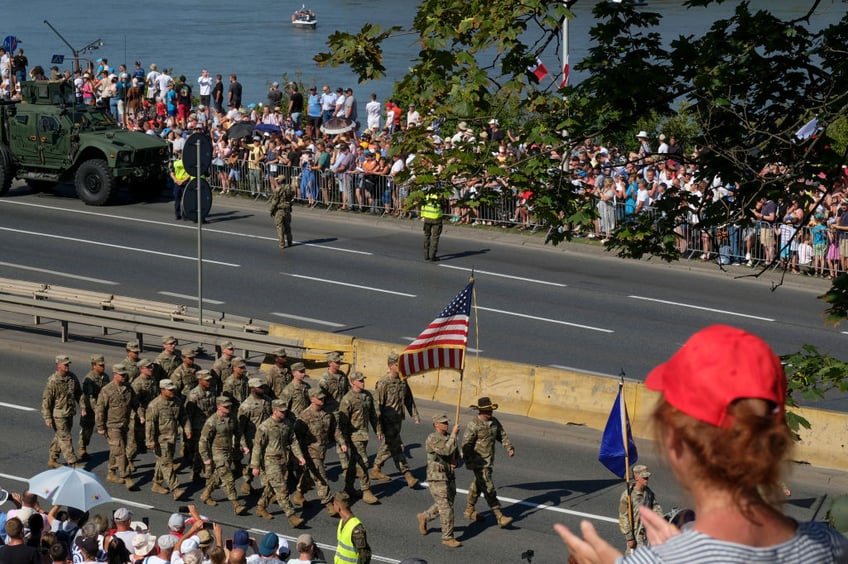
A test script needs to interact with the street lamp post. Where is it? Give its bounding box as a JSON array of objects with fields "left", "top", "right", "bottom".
[{"left": 43, "top": 20, "right": 103, "bottom": 73}]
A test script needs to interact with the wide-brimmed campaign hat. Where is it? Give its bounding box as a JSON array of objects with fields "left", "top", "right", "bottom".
[{"left": 470, "top": 397, "right": 498, "bottom": 411}]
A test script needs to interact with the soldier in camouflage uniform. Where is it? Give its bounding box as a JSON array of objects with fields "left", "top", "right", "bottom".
[
  {"left": 211, "top": 340, "right": 235, "bottom": 395},
  {"left": 371, "top": 352, "right": 420, "bottom": 487},
  {"left": 236, "top": 377, "right": 271, "bottom": 494},
  {"left": 119, "top": 341, "right": 142, "bottom": 383},
  {"left": 79, "top": 354, "right": 107, "bottom": 459},
  {"left": 42, "top": 355, "right": 82, "bottom": 468},
  {"left": 269, "top": 177, "right": 296, "bottom": 248},
  {"left": 251, "top": 399, "right": 306, "bottom": 526},
  {"left": 155, "top": 336, "right": 181, "bottom": 381},
  {"left": 96, "top": 364, "right": 144, "bottom": 490},
  {"left": 199, "top": 396, "right": 248, "bottom": 515},
  {"left": 619, "top": 464, "right": 663, "bottom": 554},
  {"left": 223, "top": 357, "right": 250, "bottom": 407},
  {"left": 417, "top": 414, "right": 462, "bottom": 548},
  {"left": 318, "top": 351, "right": 350, "bottom": 477},
  {"left": 185, "top": 370, "right": 216, "bottom": 480},
  {"left": 295, "top": 388, "right": 345, "bottom": 516},
  {"left": 263, "top": 347, "right": 291, "bottom": 399},
  {"left": 127, "top": 359, "right": 159, "bottom": 469},
  {"left": 338, "top": 371, "right": 382, "bottom": 505},
  {"left": 146, "top": 378, "right": 189, "bottom": 500},
  {"left": 461, "top": 397, "right": 514, "bottom": 528},
  {"left": 171, "top": 348, "right": 199, "bottom": 396}
]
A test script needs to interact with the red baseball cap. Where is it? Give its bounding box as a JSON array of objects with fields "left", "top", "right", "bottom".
[{"left": 645, "top": 325, "right": 786, "bottom": 427}]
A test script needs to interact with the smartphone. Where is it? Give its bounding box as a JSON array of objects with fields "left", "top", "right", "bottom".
[
  {"left": 177, "top": 505, "right": 190, "bottom": 514},
  {"left": 225, "top": 540, "right": 233, "bottom": 551},
  {"left": 203, "top": 522, "right": 214, "bottom": 530},
  {"left": 142, "top": 517, "right": 150, "bottom": 528}
]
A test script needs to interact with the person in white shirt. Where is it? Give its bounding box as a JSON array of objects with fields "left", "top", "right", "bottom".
[
  {"left": 406, "top": 104, "right": 420, "bottom": 127},
  {"left": 365, "top": 93, "right": 381, "bottom": 131},
  {"left": 657, "top": 133, "right": 669, "bottom": 154},
  {"left": 156, "top": 72, "right": 173, "bottom": 102},
  {"left": 197, "top": 70, "right": 213, "bottom": 108},
  {"left": 146, "top": 64, "right": 160, "bottom": 102}
]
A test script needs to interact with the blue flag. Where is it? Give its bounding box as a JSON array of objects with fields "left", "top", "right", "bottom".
[{"left": 598, "top": 383, "right": 638, "bottom": 478}]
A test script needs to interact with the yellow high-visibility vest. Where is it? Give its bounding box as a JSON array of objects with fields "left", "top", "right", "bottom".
[{"left": 335, "top": 516, "right": 363, "bottom": 564}]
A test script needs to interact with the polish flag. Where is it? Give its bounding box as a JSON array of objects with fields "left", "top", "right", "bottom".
[
  {"left": 529, "top": 58, "right": 549, "bottom": 81},
  {"left": 559, "top": 63, "right": 570, "bottom": 88}
]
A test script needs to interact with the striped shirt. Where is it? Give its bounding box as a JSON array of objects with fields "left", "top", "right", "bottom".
[{"left": 620, "top": 521, "right": 848, "bottom": 563}]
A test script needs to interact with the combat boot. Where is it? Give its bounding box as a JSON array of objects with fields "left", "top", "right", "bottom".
[
  {"left": 492, "top": 507, "right": 513, "bottom": 528},
  {"left": 369, "top": 465, "right": 390, "bottom": 481},
  {"left": 123, "top": 477, "right": 137, "bottom": 491},
  {"left": 287, "top": 514, "right": 304, "bottom": 528},
  {"left": 403, "top": 471, "right": 420, "bottom": 488},
  {"left": 106, "top": 472, "right": 123, "bottom": 484},
  {"left": 416, "top": 513, "right": 428, "bottom": 535},
  {"left": 200, "top": 487, "right": 217, "bottom": 506},
  {"left": 78, "top": 447, "right": 88, "bottom": 460},
  {"left": 326, "top": 502, "right": 339, "bottom": 517},
  {"left": 47, "top": 459, "right": 62, "bottom": 469},
  {"left": 231, "top": 500, "right": 247, "bottom": 515},
  {"left": 240, "top": 480, "right": 252, "bottom": 495},
  {"left": 464, "top": 504, "right": 483, "bottom": 522},
  {"left": 442, "top": 538, "right": 462, "bottom": 548},
  {"left": 361, "top": 489, "right": 379, "bottom": 505},
  {"left": 151, "top": 483, "right": 169, "bottom": 495},
  {"left": 256, "top": 506, "right": 274, "bottom": 520},
  {"left": 292, "top": 491, "right": 305, "bottom": 506},
  {"left": 172, "top": 487, "right": 186, "bottom": 501}
]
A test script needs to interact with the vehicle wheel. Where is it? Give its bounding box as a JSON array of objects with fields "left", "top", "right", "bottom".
[
  {"left": 74, "top": 159, "right": 115, "bottom": 205},
  {"left": 0, "top": 146, "right": 12, "bottom": 196},
  {"left": 26, "top": 179, "right": 56, "bottom": 193}
]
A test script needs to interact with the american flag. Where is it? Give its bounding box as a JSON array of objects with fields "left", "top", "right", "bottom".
[{"left": 399, "top": 281, "right": 474, "bottom": 377}]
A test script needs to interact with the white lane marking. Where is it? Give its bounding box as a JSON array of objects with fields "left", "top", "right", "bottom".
[
  {"left": 419, "top": 482, "right": 618, "bottom": 524},
  {"left": 0, "top": 200, "right": 373, "bottom": 255},
  {"left": 0, "top": 473, "right": 153, "bottom": 509},
  {"left": 628, "top": 295, "right": 776, "bottom": 322},
  {"left": 0, "top": 402, "right": 37, "bottom": 412},
  {"left": 0, "top": 227, "right": 240, "bottom": 267},
  {"left": 475, "top": 306, "right": 615, "bottom": 333},
  {"left": 0, "top": 261, "right": 120, "bottom": 285},
  {"left": 401, "top": 336, "right": 483, "bottom": 353},
  {"left": 158, "top": 291, "right": 225, "bottom": 305},
  {"left": 439, "top": 264, "right": 567, "bottom": 287},
  {"left": 271, "top": 312, "right": 346, "bottom": 328},
  {"left": 284, "top": 274, "right": 416, "bottom": 297}
]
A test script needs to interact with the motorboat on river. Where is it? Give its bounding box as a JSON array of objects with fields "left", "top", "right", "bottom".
[{"left": 292, "top": 5, "right": 317, "bottom": 29}]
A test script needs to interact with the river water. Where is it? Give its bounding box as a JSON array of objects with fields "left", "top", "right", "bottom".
[{"left": 3, "top": 1, "right": 841, "bottom": 113}]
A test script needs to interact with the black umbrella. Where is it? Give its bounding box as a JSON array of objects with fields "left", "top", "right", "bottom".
[
  {"left": 320, "top": 117, "right": 356, "bottom": 135},
  {"left": 226, "top": 120, "right": 257, "bottom": 140}
]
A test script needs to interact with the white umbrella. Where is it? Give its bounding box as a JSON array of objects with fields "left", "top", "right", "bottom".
[
  {"left": 320, "top": 117, "right": 356, "bottom": 135},
  {"left": 28, "top": 466, "right": 112, "bottom": 511}
]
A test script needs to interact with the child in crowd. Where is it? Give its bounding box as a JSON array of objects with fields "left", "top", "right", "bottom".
[{"left": 797, "top": 234, "right": 813, "bottom": 275}]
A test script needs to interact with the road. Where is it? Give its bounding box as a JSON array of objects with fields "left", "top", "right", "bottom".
[
  {"left": 0, "top": 184, "right": 845, "bottom": 402},
  {"left": 0, "top": 332, "right": 846, "bottom": 564}
]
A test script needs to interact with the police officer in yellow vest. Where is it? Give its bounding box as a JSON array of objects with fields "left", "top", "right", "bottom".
[
  {"left": 333, "top": 491, "right": 371, "bottom": 564},
  {"left": 421, "top": 189, "right": 444, "bottom": 261},
  {"left": 170, "top": 149, "right": 191, "bottom": 220}
]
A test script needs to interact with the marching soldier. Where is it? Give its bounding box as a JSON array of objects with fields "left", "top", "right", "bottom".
[
  {"left": 338, "top": 371, "right": 382, "bottom": 505},
  {"left": 417, "top": 414, "right": 462, "bottom": 548},
  {"left": 461, "top": 397, "right": 514, "bottom": 527},
  {"left": 223, "top": 357, "right": 250, "bottom": 407},
  {"left": 294, "top": 388, "right": 345, "bottom": 516},
  {"left": 237, "top": 377, "right": 271, "bottom": 494},
  {"left": 185, "top": 370, "right": 216, "bottom": 481},
  {"left": 251, "top": 399, "right": 306, "bottom": 526},
  {"left": 199, "top": 396, "right": 248, "bottom": 515},
  {"left": 263, "top": 347, "right": 292, "bottom": 399},
  {"left": 372, "top": 352, "right": 420, "bottom": 487},
  {"left": 96, "top": 364, "right": 144, "bottom": 490},
  {"left": 146, "top": 378, "right": 189, "bottom": 500},
  {"left": 319, "top": 352, "right": 350, "bottom": 475},
  {"left": 43, "top": 355, "right": 82, "bottom": 468},
  {"left": 155, "top": 336, "right": 182, "bottom": 380},
  {"left": 280, "top": 362, "right": 310, "bottom": 417},
  {"left": 127, "top": 359, "right": 158, "bottom": 470},
  {"left": 79, "top": 354, "right": 107, "bottom": 459},
  {"left": 211, "top": 340, "right": 236, "bottom": 394},
  {"left": 171, "top": 347, "right": 199, "bottom": 396},
  {"left": 119, "top": 341, "right": 142, "bottom": 383},
  {"left": 269, "top": 176, "right": 296, "bottom": 248}
]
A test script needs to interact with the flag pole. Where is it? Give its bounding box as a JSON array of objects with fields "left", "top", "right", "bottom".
[
  {"left": 620, "top": 369, "right": 636, "bottom": 547},
  {"left": 455, "top": 273, "right": 475, "bottom": 424}
]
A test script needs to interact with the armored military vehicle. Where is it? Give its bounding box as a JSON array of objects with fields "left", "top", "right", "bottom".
[{"left": 0, "top": 80, "right": 169, "bottom": 205}]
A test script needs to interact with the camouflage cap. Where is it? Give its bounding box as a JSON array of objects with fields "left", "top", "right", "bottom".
[
  {"left": 112, "top": 364, "right": 129, "bottom": 376},
  {"left": 159, "top": 379, "right": 177, "bottom": 390},
  {"left": 55, "top": 355, "right": 71, "bottom": 365},
  {"left": 216, "top": 396, "right": 233, "bottom": 407},
  {"left": 137, "top": 358, "right": 154, "bottom": 369},
  {"left": 291, "top": 362, "right": 306, "bottom": 372},
  {"left": 387, "top": 352, "right": 400, "bottom": 364},
  {"left": 272, "top": 347, "right": 287, "bottom": 357},
  {"left": 327, "top": 351, "right": 343, "bottom": 363},
  {"left": 219, "top": 340, "right": 234, "bottom": 350},
  {"left": 126, "top": 340, "right": 141, "bottom": 352},
  {"left": 181, "top": 347, "right": 197, "bottom": 358},
  {"left": 196, "top": 369, "right": 212, "bottom": 380},
  {"left": 308, "top": 387, "right": 326, "bottom": 399},
  {"left": 432, "top": 413, "right": 449, "bottom": 424},
  {"left": 232, "top": 357, "right": 247, "bottom": 368},
  {"left": 162, "top": 335, "right": 177, "bottom": 345},
  {"left": 632, "top": 464, "right": 652, "bottom": 478},
  {"left": 248, "top": 377, "right": 264, "bottom": 388},
  {"left": 350, "top": 371, "right": 366, "bottom": 382},
  {"left": 271, "top": 399, "right": 288, "bottom": 411},
  {"left": 90, "top": 354, "right": 105, "bottom": 365}
]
